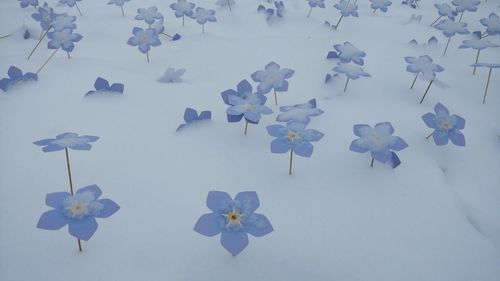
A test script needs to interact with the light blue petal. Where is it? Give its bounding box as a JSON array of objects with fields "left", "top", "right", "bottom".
[
  {"left": 94, "top": 199, "right": 120, "bottom": 218},
  {"left": 207, "top": 191, "right": 232, "bottom": 212},
  {"left": 68, "top": 217, "right": 98, "bottom": 241},
  {"left": 194, "top": 213, "right": 221, "bottom": 236},
  {"left": 293, "top": 141, "right": 313, "bottom": 157},
  {"left": 45, "top": 192, "right": 71, "bottom": 208},
  {"left": 450, "top": 131, "right": 465, "bottom": 146},
  {"left": 271, "top": 138, "right": 291, "bottom": 153},
  {"left": 266, "top": 124, "right": 287, "bottom": 137},
  {"left": 350, "top": 139, "right": 370, "bottom": 153},
  {"left": 220, "top": 231, "right": 249, "bottom": 256},
  {"left": 76, "top": 184, "right": 102, "bottom": 199},
  {"left": 235, "top": 191, "right": 259, "bottom": 213},
  {"left": 421, "top": 113, "right": 437, "bottom": 129},
  {"left": 37, "top": 209, "right": 69, "bottom": 230},
  {"left": 246, "top": 214, "right": 273, "bottom": 237},
  {"left": 390, "top": 136, "right": 408, "bottom": 151}
]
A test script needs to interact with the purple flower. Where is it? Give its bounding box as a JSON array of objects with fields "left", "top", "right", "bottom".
[
  {"left": 47, "top": 29, "right": 83, "bottom": 52},
  {"left": 422, "top": 103, "right": 465, "bottom": 146},
  {"left": 127, "top": 27, "right": 161, "bottom": 54},
  {"left": 267, "top": 122, "right": 324, "bottom": 157},
  {"left": 37, "top": 185, "right": 119, "bottom": 241},
  {"left": 170, "top": 0, "right": 195, "bottom": 18},
  {"left": 31, "top": 3, "right": 55, "bottom": 30},
  {"left": 0, "top": 66, "right": 38, "bottom": 92},
  {"left": 194, "top": 191, "right": 273, "bottom": 256},
  {"left": 33, "top": 132, "right": 99, "bottom": 152},
  {"left": 251, "top": 62, "right": 295, "bottom": 94},
  {"left": 189, "top": 7, "right": 217, "bottom": 27},
  {"left": 334, "top": 0, "right": 359, "bottom": 17}
]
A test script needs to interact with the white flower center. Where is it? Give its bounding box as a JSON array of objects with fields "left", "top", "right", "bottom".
[{"left": 62, "top": 191, "right": 103, "bottom": 220}]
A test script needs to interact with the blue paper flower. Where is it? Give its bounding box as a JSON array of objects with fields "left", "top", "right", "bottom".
[
  {"left": 33, "top": 133, "right": 99, "bottom": 152},
  {"left": 459, "top": 32, "right": 498, "bottom": 50},
  {"left": 19, "top": 0, "right": 38, "bottom": 8},
  {"left": 31, "top": 3, "right": 55, "bottom": 30},
  {"left": 451, "top": 0, "right": 480, "bottom": 13},
  {"left": 435, "top": 19, "right": 470, "bottom": 37},
  {"left": 158, "top": 68, "right": 186, "bottom": 83},
  {"left": 257, "top": 1, "right": 284, "bottom": 22},
  {"left": 267, "top": 122, "right": 324, "bottom": 157},
  {"left": 127, "top": 27, "right": 161, "bottom": 54},
  {"left": 434, "top": 3, "right": 458, "bottom": 20},
  {"left": 190, "top": 7, "right": 216, "bottom": 31},
  {"left": 108, "top": 0, "right": 129, "bottom": 6},
  {"left": 369, "top": 0, "right": 392, "bottom": 13},
  {"left": 334, "top": 0, "right": 359, "bottom": 17},
  {"left": 349, "top": 122, "right": 408, "bottom": 168},
  {"left": 276, "top": 99, "right": 324, "bottom": 124},
  {"left": 250, "top": 62, "right": 295, "bottom": 95},
  {"left": 221, "top": 79, "right": 252, "bottom": 105},
  {"left": 135, "top": 7, "right": 163, "bottom": 25},
  {"left": 51, "top": 13, "right": 77, "bottom": 32},
  {"left": 85, "top": 77, "right": 124, "bottom": 96},
  {"left": 405, "top": 55, "right": 444, "bottom": 80},
  {"left": 215, "top": 0, "right": 235, "bottom": 9},
  {"left": 59, "top": 0, "right": 81, "bottom": 8},
  {"left": 225, "top": 91, "right": 273, "bottom": 124},
  {"left": 274, "top": 1, "right": 285, "bottom": 18},
  {"left": 37, "top": 185, "right": 119, "bottom": 241},
  {"left": 402, "top": 0, "right": 419, "bottom": 8},
  {"left": 176, "top": 108, "right": 211, "bottom": 131},
  {"left": 327, "top": 41, "right": 366, "bottom": 65},
  {"left": 422, "top": 103, "right": 465, "bottom": 146},
  {"left": 308, "top": 0, "right": 325, "bottom": 8},
  {"left": 47, "top": 29, "right": 83, "bottom": 52},
  {"left": 194, "top": 191, "right": 273, "bottom": 256},
  {"left": 333, "top": 63, "right": 371, "bottom": 79},
  {"left": 480, "top": 13, "right": 500, "bottom": 36},
  {"left": 0, "top": 66, "right": 38, "bottom": 92},
  {"left": 170, "top": 0, "right": 195, "bottom": 25}
]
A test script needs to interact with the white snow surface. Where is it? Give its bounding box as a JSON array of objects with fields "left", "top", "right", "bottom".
[{"left": 1, "top": 0, "right": 500, "bottom": 281}]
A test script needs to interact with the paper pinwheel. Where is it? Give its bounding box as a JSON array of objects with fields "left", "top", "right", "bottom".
[
  {"left": 108, "top": 0, "right": 130, "bottom": 17},
  {"left": 59, "top": 0, "right": 83, "bottom": 16},
  {"left": 194, "top": 191, "right": 273, "bottom": 256},
  {"left": 404, "top": 55, "right": 444, "bottom": 89},
  {"left": 250, "top": 62, "right": 295, "bottom": 105},
  {"left": 422, "top": 103, "right": 465, "bottom": 146},
  {"left": 189, "top": 7, "right": 216, "bottom": 33},
  {"left": 158, "top": 68, "right": 186, "bottom": 83},
  {"left": 307, "top": 0, "right": 325, "bottom": 18},
  {"left": 434, "top": 19, "right": 470, "bottom": 55},
  {"left": 85, "top": 77, "right": 124, "bottom": 96},
  {"left": 369, "top": 0, "right": 392, "bottom": 13},
  {"left": 327, "top": 41, "right": 366, "bottom": 65},
  {"left": 127, "top": 27, "right": 161, "bottom": 62},
  {"left": 0, "top": 66, "right": 38, "bottom": 92},
  {"left": 459, "top": 32, "right": 499, "bottom": 74},
  {"left": 349, "top": 122, "right": 408, "bottom": 168},
  {"left": 135, "top": 7, "right": 163, "bottom": 26},
  {"left": 170, "top": 0, "right": 195, "bottom": 26},
  {"left": 176, "top": 108, "right": 211, "bottom": 131},
  {"left": 332, "top": 63, "right": 371, "bottom": 92},
  {"left": 267, "top": 122, "right": 324, "bottom": 174},
  {"left": 276, "top": 99, "right": 324, "bottom": 124},
  {"left": 19, "top": 0, "right": 38, "bottom": 8},
  {"left": 430, "top": 3, "right": 458, "bottom": 27},
  {"left": 480, "top": 13, "right": 500, "bottom": 37},
  {"left": 470, "top": 63, "right": 500, "bottom": 103},
  {"left": 333, "top": 0, "right": 358, "bottom": 30}
]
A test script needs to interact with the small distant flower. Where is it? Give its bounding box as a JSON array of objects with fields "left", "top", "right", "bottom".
[
  {"left": 251, "top": 62, "right": 295, "bottom": 94},
  {"left": 19, "top": 0, "right": 38, "bottom": 8},
  {"left": 434, "top": 3, "right": 458, "bottom": 20},
  {"left": 276, "top": 99, "right": 324, "bottom": 124},
  {"left": 85, "top": 77, "right": 124, "bottom": 96},
  {"left": 333, "top": 63, "right": 371, "bottom": 79},
  {"left": 435, "top": 19, "right": 470, "bottom": 37},
  {"left": 33, "top": 132, "right": 99, "bottom": 152},
  {"left": 480, "top": 13, "right": 500, "bottom": 36},
  {"left": 135, "top": 7, "right": 163, "bottom": 25},
  {"left": 402, "top": 0, "right": 419, "bottom": 8},
  {"left": 349, "top": 122, "right": 408, "bottom": 168},
  {"left": 0, "top": 66, "right": 38, "bottom": 92},
  {"left": 37, "top": 185, "right": 119, "bottom": 241},
  {"left": 459, "top": 33, "right": 498, "bottom": 50},
  {"left": 194, "top": 191, "right": 273, "bottom": 256},
  {"left": 274, "top": 1, "right": 285, "bottom": 18},
  {"left": 158, "top": 68, "right": 186, "bottom": 83},
  {"left": 127, "top": 27, "right": 161, "bottom": 54},
  {"left": 308, "top": 0, "right": 326, "bottom": 8},
  {"left": 422, "top": 103, "right": 465, "bottom": 146},
  {"left": 47, "top": 29, "right": 83, "bottom": 52},
  {"left": 31, "top": 3, "right": 55, "bottom": 30},
  {"left": 51, "top": 13, "right": 77, "bottom": 32},
  {"left": 327, "top": 41, "right": 366, "bottom": 65},
  {"left": 176, "top": 108, "right": 211, "bottom": 131},
  {"left": 267, "top": 122, "right": 324, "bottom": 157},
  {"left": 334, "top": 0, "right": 359, "bottom": 17},
  {"left": 405, "top": 55, "right": 444, "bottom": 79},
  {"left": 226, "top": 91, "right": 273, "bottom": 124},
  {"left": 170, "top": 0, "right": 195, "bottom": 18},
  {"left": 59, "top": 0, "right": 81, "bottom": 8},
  {"left": 190, "top": 7, "right": 217, "bottom": 25},
  {"left": 108, "top": 0, "right": 129, "bottom": 6},
  {"left": 221, "top": 79, "right": 253, "bottom": 105},
  {"left": 369, "top": 0, "right": 392, "bottom": 13},
  {"left": 451, "top": 0, "right": 480, "bottom": 13}
]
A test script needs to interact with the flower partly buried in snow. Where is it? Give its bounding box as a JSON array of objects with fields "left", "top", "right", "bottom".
[
  {"left": 451, "top": 0, "right": 480, "bottom": 13},
  {"left": 434, "top": 3, "right": 458, "bottom": 20},
  {"left": 176, "top": 108, "right": 211, "bottom": 131},
  {"left": 327, "top": 41, "right": 366, "bottom": 65},
  {"left": 51, "top": 13, "right": 77, "bottom": 32},
  {"left": 127, "top": 27, "right": 161, "bottom": 54},
  {"left": 190, "top": 7, "right": 217, "bottom": 25},
  {"left": 135, "top": 7, "right": 163, "bottom": 25},
  {"left": 404, "top": 55, "right": 444, "bottom": 79},
  {"left": 170, "top": 0, "right": 195, "bottom": 17},
  {"left": 37, "top": 185, "right": 119, "bottom": 241},
  {"left": 0, "top": 66, "right": 38, "bottom": 92},
  {"left": 225, "top": 91, "right": 273, "bottom": 124},
  {"left": 435, "top": 19, "right": 470, "bottom": 37},
  {"left": 422, "top": 103, "right": 465, "bottom": 146},
  {"left": 33, "top": 132, "right": 99, "bottom": 152},
  {"left": 334, "top": 0, "right": 359, "bottom": 17},
  {"left": 274, "top": 1, "right": 285, "bottom": 18},
  {"left": 59, "top": 0, "right": 81, "bottom": 8},
  {"left": 194, "top": 191, "right": 273, "bottom": 256},
  {"left": 267, "top": 122, "right": 324, "bottom": 157},
  {"left": 369, "top": 0, "right": 392, "bottom": 13},
  {"left": 19, "top": 0, "right": 38, "bottom": 8},
  {"left": 349, "top": 122, "right": 408, "bottom": 167},
  {"left": 308, "top": 0, "right": 326, "bottom": 8},
  {"left": 480, "top": 13, "right": 500, "bottom": 36},
  {"left": 221, "top": 79, "right": 253, "bottom": 105},
  {"left": 85, "top": 77, "right": 124, "bottom": 96},
  {"left": 333, "top": 63, "right": 371, "bottom": 79},
  {"left": 31, "top": 3, "right": 55, "bottom": 30},
  {"left": 108, "top": 0, "right": 129, "bottom": 6},
  {"left": 251, "top": 62, "right": 295, "bottom": 94},
  {"left": 158, "top": 68, "right": 186, "bottom": 83},
  {"left": 276, "top": 99, "right": 324, "bottom": 124},
  {"left": 47, "top": 29, "right": 83, "bottom": 52}
]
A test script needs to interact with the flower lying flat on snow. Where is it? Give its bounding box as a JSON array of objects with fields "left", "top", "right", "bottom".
[
  {"left": 422, "top": 103, "right": 465, "bottom": 146},
  {"left": 158, "top": 68, "right": 186, "bottom": 83},
  {"left": 33, "top": 132, "right": 99, "bottom": 152},
  {"left": 176, "top": 108, "right": 211, "bottom": 131}
]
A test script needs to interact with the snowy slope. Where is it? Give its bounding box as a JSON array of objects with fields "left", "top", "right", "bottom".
[{"left": 1, "top": 0, "right": 500, "bottom": 280}]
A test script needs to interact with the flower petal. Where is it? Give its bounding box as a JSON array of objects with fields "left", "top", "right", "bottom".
[
  {"left": 220, "top": 231, "right": 249, "bottom": 256},
  {"left": 293, "top": 141, "right": 314, "bottom": 157},
  {"left": 37, "top": 209, "right": 68, "bottom": 230},
  {"left": 68, "top": 217, "right": 98, "bottom": 241},
  {"left": 235, "top": 191, "right": 259, "bottom": 213},
  {"left": 94, "top": 199, "right": 120, "bottom": 218},
  {"left": 271, "top": 138, "right": 291, "bottom": 154},
  {"left": 421, "top": 113, "right": 436, "bottom": 129},
  {"left": 207, "top": 191, "right": 232, "bottom": 212},
  {"left": 76, "top": 184, "right": 102, "bottom": 199},
  {"left": 353, "top": 124, "right": 371, "bottom": 137},
  {"left": 266, "top": 124, "right": 287, "bottom": 137},
  {"left": 246, "top": 213, "right": 273, "bottom": 237},
  {"left": 450, "top": 131, "right": 465, "bottom": 146},
  {"left": 45, "top": 192, "right": 71, "bottom": 208},
  {"left": 194, "top": 213, "right": 221, "bottom": 237},
  {"left": 390, "top": 136, "right": 408, "bottom": 151},
  {"left": 350, "top": 139, "right": 370, "bottom": 153}
]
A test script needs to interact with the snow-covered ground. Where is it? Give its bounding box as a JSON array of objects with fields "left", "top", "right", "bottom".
[{"left": 1, "top": 0, "right": 500, "bottom": 280}]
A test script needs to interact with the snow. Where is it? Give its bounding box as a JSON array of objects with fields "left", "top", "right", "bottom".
[{"left": 1, "top": 0, "right": 500, "bottom": 281}]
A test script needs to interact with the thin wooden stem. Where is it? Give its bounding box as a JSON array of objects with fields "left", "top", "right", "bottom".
[
  {"left": 274, "top": 89, "right": 278, "bottom": 105},
  {"left": 146, "top": 52, "right": 149, "bottom": 63},
  {"left": 182, "top": 15, "right": 185, "bottom": 26},
  {"left": 430, "top": 16, "right": 442, "bottom": 27},
  {"left": 227, "top": 0, "right": 232, "bottom": 11},
  {"left": 473, "top": 49, "right": 480, "bottom": 75},
  {"left": 67, "top": 51, "right": 71, "bottom": 59},
  {"left": 459, "top": 11, "right": 464, "bottom": 22},
  {"left": 307, "top": 7, "right": 312, "bottom": 18},
  {"left": 343, "top": 77, "right": 350, "bottom": 92},
  {"left": 202, "top": 24, "right": 205, "bottom": 34},
  {"left": 289, "top": 149, "right": 293, "bottom": 175},
  {"left": 426, "top": 132, "right": 433, "bottom": 139},
  {"left": 27, "top": 27, "right": 50, "bottom": 59},
  {"left": 75, "top": 3, "right": 83, "bottom": 16},
  {"left": 370, "top": 157, "right": 374, "bottom": 167},
  {"left": 481, "top": 33, "right": 488, "bottom": 38},
  {"left": 483, "top": 67, "right": 492, "bottom": 104},
  {"left": 410, "top": 74, "right": 418, "bottom": 89},
  {"left": 36, "top": 48, "right": 58, "bottom": 74},
  {"left": 335, "top": 16, "right": 343, "bottom": 29},
  {"left": 77, "top": 239, "right": 82, "bottom": 252},
  {"left": 443, "top": 37, "right": 451, "bottom": 56},
  {"left": 244, "top": 121, "right": 248, "bottom": 135},
  {"left": 420, "top": 80, "right": 434, "bottom": 104},
  {"left": 65, "top": 148, "right": 74, "bottom": 195},
  {"left": 120, "top": 6, "right": 124, "bottom": 17},
  {"left": 162, "top": 32, "right": 173, "bottom": 38}
]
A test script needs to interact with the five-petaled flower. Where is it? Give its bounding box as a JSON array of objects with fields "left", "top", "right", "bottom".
[
  {"left": 369, "top": 0, "right": 392, "bottom": 13},
  {"left": 327, "top": 41, "right": 366, "bottom": 65},
  {"left": 434, "top": 19, "right": 470, "bottom": 37},
  {"left": 170, "top": 0, "right": 195, "bottom": 18},
  {"left": 37, "top": 185, "right": 120, "bottom": 241},
  {"left": 405, "top": 55, "right": 444, "bottom": 80},
  {"left": 267, "top": 122, "right": 324, "bottom": 157},
  {"left": 31, "top": 3, "right": 55, "bottom": 31},
  {"left": 451, "top": 0, "right": 480, "bottom": 13},
  {"left": 225, "top": 88, "right": 273, "bottom": 124},
  {"left": 480, "top": 13, "right": 500, "bottom": 36},
  {"left": 47, "top": 29, "right": 83, "bottom": 52},
  {"left": 127, "top": 27, "right": 161, "bottom": 54},
  {"left": 334, "top": 0, "right": 359, "bottom": 17},
  {"left": 51, "top": 13, "right": 77, "bottom": 32},
  {"left": 333, "top": 63, "right": 371, "bottom": 79},
  {"left": 250, "top": 62, "right": 295, "bottom": 96},
  {"left": 349, "top": 122, "right": 408, "bottom": 167},
  {"left": 135, "top": 7, "right": 163, "bottom": 25},
  {"left": 33, "top": 132, "right": 99, "bottom": 152},
  {"left": 194, "top": 191, "right": 273, "bottom": 256},
  {"left": 422, "top": 103, "right": 465, "bottom": 146},
  {"left": 190, "top": 7, "right": 217, "bottom": 32},
  {"left": 434, "top": 3, "right": 458, "bottom": 20},
  {"left": 276, "top": 99, "right": 324, "bottom": 124},
  {"left": 0, "top": 66, "right": 38, "bottom": 92}
]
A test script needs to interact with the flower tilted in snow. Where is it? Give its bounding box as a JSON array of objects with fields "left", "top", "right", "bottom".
[
  {"left": 37, "top": 185, "right": 119, "bottom": 241},
  {"left": 194, "top": 191, "right": 273, "bottom": 256},
  {"left": 33, "top": 132, "right": 99, "bottom": 152},
  {"left": 459, "top": 32, "right": 499, "bottom": 74},
  {"left": 349, "top": 122, "right": 408, "bottom": 168},
  {"left": 435, "top": 19, "right": 470, "bottom": 37},
  {"left": 47, "top": 29, "right": 83, "bottom": 52},
  {"left": 327, "top": 41, "right": 366, "bottom": 65},
  {"left": 433, "top": 3, "right": 458, "bottom": 21},
  {"left": 176, "top": 108, "right": 211, "bottom": 131},
  {"left": 19, "top": 0, "right": 38, "bottom": 8},
  {"left": 135, "top": 7, "right": 163, "bottom": 26},
  {"left": 190, "top": 7, "right": 216, "bottom": 33},
  {"left": 170, "top": 0, "right": 195, "bottom": 25},
  {"left": 274, "top": 1, "right": 285, "bottom": 18},
  {"left": 251, "top": 62, "right": 295, "bottom": 105},
  {"left": 85, "top": 77, "right": 124, "bottom": 96},
  {"left": 307, "top": 0, "right": 325, "bottom": 17},
  {"left": 158, "top": 68, "right": 186, "bottom": 83},
  {"left": 51, "top": 13, "right": 77, "bottom": 31},
  {"left": 334, "top": 0, "right": 358, "bottom": 17},
  {"left": 401, "top": 0, "right": 419, "bottom": 9},
  {"left": 276, "top": 99, "right": 324, "bottom": 124},
  {"left": 469, "top": 62, "right": 500, "bottom": 103},
  {"left": 267, "top": 122, "right": 324, "bottom": 157},
  {"left": 451, "top": 0, "right": 480, "bottom": 13},
  {"left": 422, "top": 103, "right": 465, "bottom": 146},
  {"left": 108, "top": 0, "right": 129, "bottom": 6},
  {"left": 405, "top": 55, "right": 444, "bottom": 87},
  {"left": 369, "top": 0, "right": 392, "bottom": 13},
  {"left": 0, "top": 66, "right": 38, "bottom": 92},
  {"left": 480, "top": 13, "right": 500, "bottom": 36},
  {"left": 332, "top": 63, "right": 370, "bottom": 92},
  {"left": 127, "top": 27, "right": 161, "bottom": 60},
  {"left": 221, "top": 79, "right": 253, "bottom": 105},
  {"left": 31, "top": 3, "right": 55, "bottom": 31},
  {"left": 257, "top": 1, "right": 285, "bottom": 22}
]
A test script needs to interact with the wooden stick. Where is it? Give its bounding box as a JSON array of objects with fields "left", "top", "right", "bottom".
[
  {"left": 343, "top": 77, "right": 350, "bottom": 92},
  {"left": 426, "top": 132, "right": 433, "bottom": 139},
  {"left": 75, "top": 3, "right": 83, "bottom": 16},
  {"left": 67, "top": 51, "right": 71, "bottom": 59},
  {"left": 335, "top": 16, "right": 343, "bottom": 29},
  {"left": 458, "top": 11, "right": 464, "bottom": 22},
  {"left": 36, "top": 48, "right": 58, "bottom": 74},
  {"left": 27, "top": 27, "right": 50, "bottom": 59},
  {"left": 483, "top": 67, "right": 492, "bottom": 104},
  {"left": 473, "top": 49, "right": 480, "bottom": 75},
  {"left": 120, "top": 6, "right": 124, "bottom": 17},
  {"left": 289, "top": 149, "right": 293, "bottom": 175},
  {"left": 202, "top": 24, "right": 205, "bottom": 34},
  {"left": 0, "top": 34, "right": 12, "bottom": 40},
  {"left": 183, "top": 15, "right": 185, "bottom": 26},
  {"left": 65, "top": 148, "right": 82, "bottom": 252},
  {"left": 430, "top": 16, "right": 442, "bottom": 27},
  {"left": 370, "top": 157, "right": 374, "bottom": 167},
  {"left": 420, "top": 80, "right": 433, "bottom": 104},
  {"left": 274, "top": 89, "right": 278, "bottom": 105},
  {"left": 307, "top": 7, "right": 312, "bottom": 18},
  {"left": 443, "top": 37, "right": 451, "bottom": 56},
  {"left": 146, "top": 52, "right": 149, "bottom": 63},
  {"left": 244, "top": 121, "right": 248, "bottom": 135},
  {"left": 410, "top": 74, "right": 418, "bottom": 89},
  {"left": 227, "top": 0, "right": 232, "bottom": 11}
]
